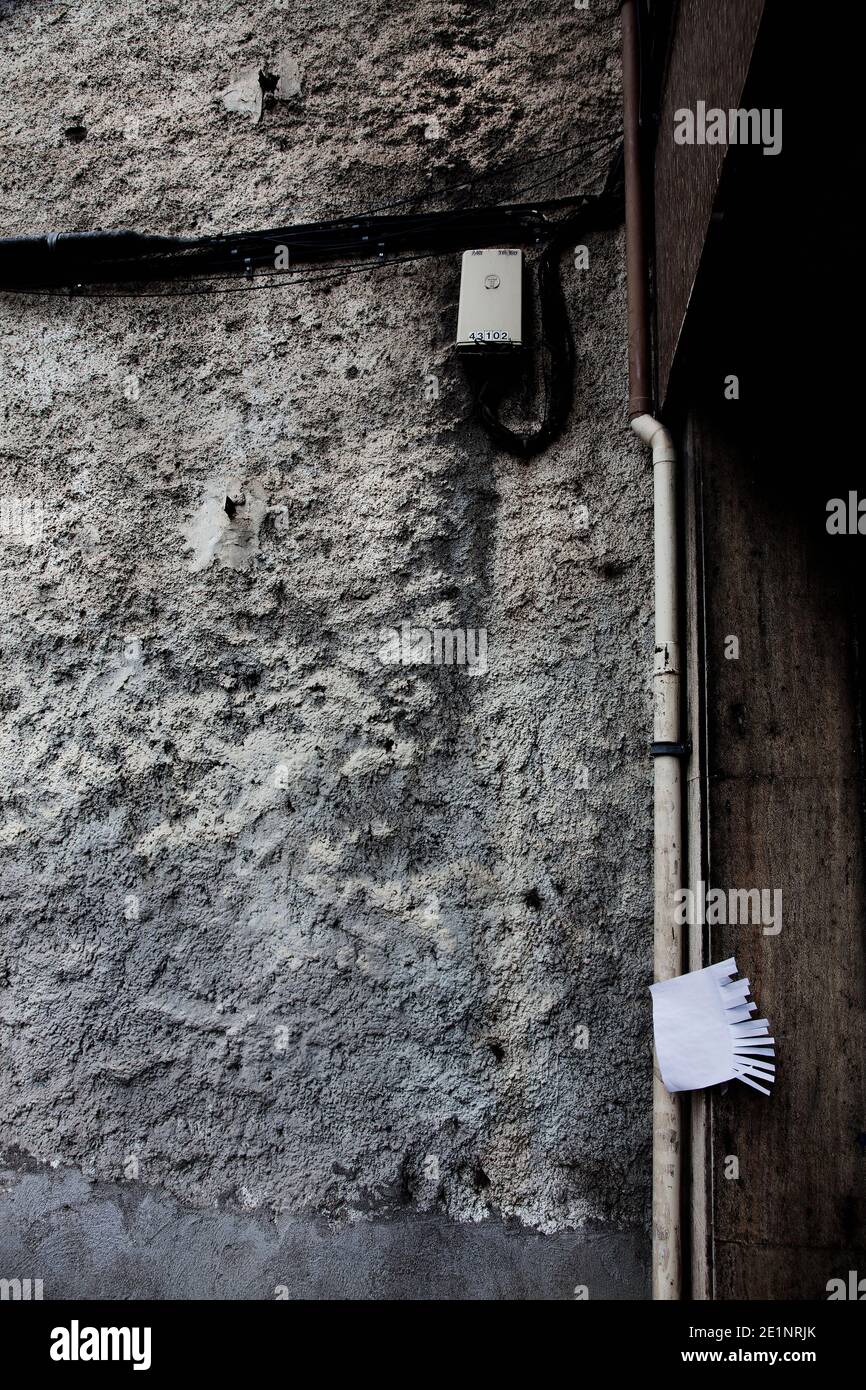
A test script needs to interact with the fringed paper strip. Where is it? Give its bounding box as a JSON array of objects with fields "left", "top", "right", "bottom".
[{"left": 650, "top": 957, "right": 775, "bottom": 1096}]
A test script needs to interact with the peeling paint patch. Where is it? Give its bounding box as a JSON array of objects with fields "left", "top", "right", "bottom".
[
  {"left": 220, "top": 66, "right": 265, "bottom": 124},
  {"left": 182, "top": 476, "right": 267, "bottom": 571},
  {"left": 275, "top": 52, "right": 302, "bottom": 101}
]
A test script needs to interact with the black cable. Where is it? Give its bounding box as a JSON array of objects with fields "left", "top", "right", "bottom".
[
  {"left": 1, "top": 143, "right": 625, "bottom": 458},
  {"left": 0, "top": 198, "right": 598, "bottom": 290},
  {"left": 6, "top": 250, "right": 449, "bottom": 300},
  {"left": 1, "top": 187, "right": 617, "bottom": 304}
]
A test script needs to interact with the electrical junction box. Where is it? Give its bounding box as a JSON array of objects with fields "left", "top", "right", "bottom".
[{"left": 456, "top": 248, "right": 523, "bottom": 350}]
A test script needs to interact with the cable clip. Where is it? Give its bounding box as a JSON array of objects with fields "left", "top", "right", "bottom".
[{"left": 650, "top": 740, "right": 692, "bottom": 759}]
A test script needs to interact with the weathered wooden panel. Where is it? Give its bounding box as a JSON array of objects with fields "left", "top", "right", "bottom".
[
  {"left": 681, "top": 392, "right": 866, "bottom": 1299},
  {"left": 702, "top": 438, "right": 866, "bottom": 1297},
  {"left": 653, "top": 0, "right": 766, "bottom": 404},
  {"left": 662, "top": 0, "right": 865, "bottom": 1298},
  {"left": 714, "top": 1242, "right": 864, "bottom": 1303}
]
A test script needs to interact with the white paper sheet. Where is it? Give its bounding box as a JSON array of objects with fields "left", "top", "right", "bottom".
[{"left": 650, "top": 957, "right": 775, "bottom": 1095}]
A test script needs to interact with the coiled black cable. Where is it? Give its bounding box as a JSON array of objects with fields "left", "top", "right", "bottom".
[{"left": 466, "top": 155, "right": 623, "bottom": 458}]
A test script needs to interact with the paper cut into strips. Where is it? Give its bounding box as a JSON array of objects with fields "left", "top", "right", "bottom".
[{"left": 650, "top": 957, "right": 776, "bottom": 1096}]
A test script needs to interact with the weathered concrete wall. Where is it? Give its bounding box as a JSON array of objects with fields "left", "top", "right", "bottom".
[{"left": 0, "top": 0, "right": 652, "bottom": 1298}]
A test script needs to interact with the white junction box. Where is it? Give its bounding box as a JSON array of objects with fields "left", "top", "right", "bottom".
[{"left": 456, "top": 248, "right": 523, "bottom": 348}]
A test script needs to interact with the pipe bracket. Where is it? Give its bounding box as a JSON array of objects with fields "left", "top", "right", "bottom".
[{"left": 650, "top": 741, "right": 692, "bottom": 759}]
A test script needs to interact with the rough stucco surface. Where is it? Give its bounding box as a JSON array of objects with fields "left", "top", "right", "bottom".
[{"left": 0, "top": 0, "right": 653, "bottom": 1297}]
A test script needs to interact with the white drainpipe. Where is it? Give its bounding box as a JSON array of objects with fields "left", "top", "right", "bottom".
[
  {"left": 620, "top": 0, "right": 685, "bottom": 1299},
  {"left": 632, "top": 412, "right": 683, "bottom": 1300}
]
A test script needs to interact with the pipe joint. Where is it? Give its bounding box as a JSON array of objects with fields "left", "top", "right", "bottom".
[{"left": 631, "top": 413, "right": 675, "bottom": 459}]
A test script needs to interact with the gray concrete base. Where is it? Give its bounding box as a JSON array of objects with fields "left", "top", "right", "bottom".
[{"left": 0, "top": 1165, "right": 648, "bottom": 1301}]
